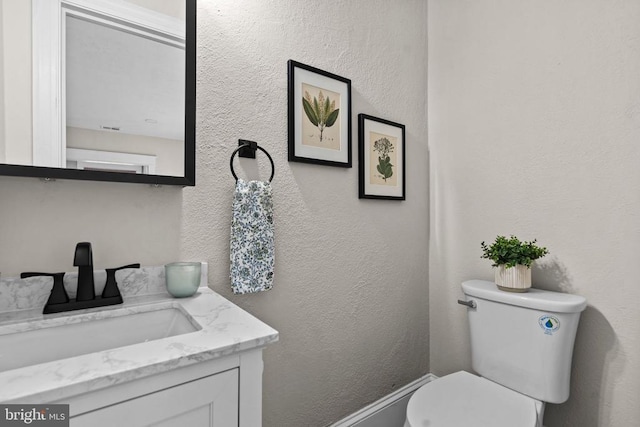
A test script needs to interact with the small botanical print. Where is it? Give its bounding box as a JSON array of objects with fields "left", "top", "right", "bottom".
[
  {"left": 301, "top": 83, "right": 341, "bottom": 150},
  {"left": 358, "top": 114, "right": 405, "bottom": 200},
  {"left": 369, "top": 131, "right": 398, "bottom": 186}
]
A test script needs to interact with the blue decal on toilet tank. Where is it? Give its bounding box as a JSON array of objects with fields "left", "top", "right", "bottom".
[{"left": 539, "top": 315, "right": 560, "bottom": 335}]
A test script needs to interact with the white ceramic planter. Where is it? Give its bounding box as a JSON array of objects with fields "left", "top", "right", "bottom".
[{"left": 495, "top": 264, "right": 531, "bottom": 292}]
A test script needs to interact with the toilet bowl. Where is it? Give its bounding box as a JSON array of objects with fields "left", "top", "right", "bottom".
[
  {"left": 404, "top": 280, "right": 587, "bottom": 427},
  {"left": 404, "top": 371, "right": 543, "bottom": 427}
]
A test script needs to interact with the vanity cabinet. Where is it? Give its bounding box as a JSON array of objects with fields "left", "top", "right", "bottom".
[
  {"left": 0, "top": 281, "right": 278, "bottom": 426},
  {"left": 72, "top": 369, "right": 238, "bottom": 427},
  {"left": 60, "top": 350, "right": 265, "bottom": 427}
]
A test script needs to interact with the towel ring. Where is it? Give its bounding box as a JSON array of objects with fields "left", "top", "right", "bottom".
[{"left": 229, "top": 142, "right": 275, "bottom": 183}]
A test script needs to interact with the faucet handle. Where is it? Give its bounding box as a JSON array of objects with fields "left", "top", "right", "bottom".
[
  {"left": 102, "top": 263, "right": 140, "bottom": 299},
  {"left": 20, "top": 272, "right": 69, "bottom": 306}
]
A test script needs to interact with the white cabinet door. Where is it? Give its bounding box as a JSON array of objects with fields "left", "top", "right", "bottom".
[{"left": 71, "top": 369, "right": 239, "bottom": 427}]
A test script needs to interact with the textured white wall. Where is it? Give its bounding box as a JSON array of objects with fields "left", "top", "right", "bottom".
[
  {"left": 428, "top": 1, "right": 640, "bottom": 426},
  {"left": 0, "top": 1, "right": 429, "bottom": 426},
  {"left": 188, "top": 1, "right": 429, "bottom": 425}
]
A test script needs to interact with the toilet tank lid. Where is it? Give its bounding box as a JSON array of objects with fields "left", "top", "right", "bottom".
[{"left": 462, "top": 280, "right": 587, "bottom": 313}]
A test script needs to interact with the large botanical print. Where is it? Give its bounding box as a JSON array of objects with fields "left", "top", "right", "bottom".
[
  {"left": 288, "top": 60, "right": 352, "bottom": 167},
  {"left": 358, "top": 114, "right": 405, "bottom": 200}
]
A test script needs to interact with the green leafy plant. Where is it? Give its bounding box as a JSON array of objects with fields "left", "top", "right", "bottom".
[
  {"left": 480, "top": 235, "right": 549, "bottom": 268},
  {"left": 373, "top": 137, "right": 394, "bottom": 181},
  {"left": 303, "top": 90, "right": 339, "bottom": 142}
]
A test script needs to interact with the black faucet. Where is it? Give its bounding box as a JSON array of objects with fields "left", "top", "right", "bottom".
[
  {"left": 74, "top": 242, "right": 95, "bottom": 301},
  {"left": 20, "top": 242, "right": 139, "bottom": 314}
]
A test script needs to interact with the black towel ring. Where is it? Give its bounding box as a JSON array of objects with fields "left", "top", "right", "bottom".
[{"left": 229, "top": 141, "right": 275, "bottom": 183}]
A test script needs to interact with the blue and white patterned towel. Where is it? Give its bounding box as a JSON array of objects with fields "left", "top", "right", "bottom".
[{"left": 230, "top": 179, "right": 274, "bottom": 294}]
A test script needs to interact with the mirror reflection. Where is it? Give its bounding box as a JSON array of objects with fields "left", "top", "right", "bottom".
[
  {"left": 65, "top": 13, "right": 184, "bottom": 175},
  {"left": 0, "top": 0, "right": 193, "bottom": 183}
]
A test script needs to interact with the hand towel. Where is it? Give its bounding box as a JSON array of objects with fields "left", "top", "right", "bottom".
[{"left": 230, "top": 178, "right": 274, "bottom": 294}]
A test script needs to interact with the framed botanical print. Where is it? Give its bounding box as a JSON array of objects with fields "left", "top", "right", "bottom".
[
  {"left": 358, "top": 114, "right": 405, "bottom": 200},
  {"left": 288, "top": 60, "right": 352, "bottom": 167}
]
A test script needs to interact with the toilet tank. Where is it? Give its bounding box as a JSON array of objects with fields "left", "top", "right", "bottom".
[{"left": 461, "top": 280, "right": 587, "bottom": 404}]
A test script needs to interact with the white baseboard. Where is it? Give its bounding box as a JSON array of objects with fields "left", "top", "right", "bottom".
[{"left": 328, "top": 373, "right": 438, "bottom": 427}]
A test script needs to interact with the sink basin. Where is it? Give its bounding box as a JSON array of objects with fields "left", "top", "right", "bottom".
[{"left": 0, "top": 304, "right": 200, "bottom": 373}]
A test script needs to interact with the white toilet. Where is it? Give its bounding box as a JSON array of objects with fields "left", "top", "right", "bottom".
[{"left": 405, "top": 279, "right": 587, "bottom": 427}]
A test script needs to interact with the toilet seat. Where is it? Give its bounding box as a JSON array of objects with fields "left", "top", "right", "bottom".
[{"left": 405, "top": 371, "right": 540, "bottom": 427}]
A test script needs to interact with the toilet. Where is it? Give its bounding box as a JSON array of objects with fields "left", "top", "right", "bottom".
[{"left": 405, "top": 279, "right": 587, "bottom": 427}]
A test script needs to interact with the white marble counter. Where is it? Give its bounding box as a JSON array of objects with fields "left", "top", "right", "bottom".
[{"left": 0, "top": 287, "right": 278, "bottom": 403}]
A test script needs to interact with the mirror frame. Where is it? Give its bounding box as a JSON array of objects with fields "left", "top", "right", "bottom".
[{"left": 0, "top": 0, "right": 196, "bottom": 186}]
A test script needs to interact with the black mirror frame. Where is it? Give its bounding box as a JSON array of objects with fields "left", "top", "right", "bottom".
[{"left": 0, "top": 0, "right": 196, "bottom": 187}]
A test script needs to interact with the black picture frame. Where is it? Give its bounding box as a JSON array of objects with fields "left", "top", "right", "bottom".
[
  {"left": 287, "top": 60, "right": 352, "bottom": 167},
  {"left": 358, "top": 114, "right": 406, "bottom": 200}
]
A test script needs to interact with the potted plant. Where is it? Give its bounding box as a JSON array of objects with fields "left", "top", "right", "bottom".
[{"left": 480, "top": 235, "right": 549, "bottom": 292}]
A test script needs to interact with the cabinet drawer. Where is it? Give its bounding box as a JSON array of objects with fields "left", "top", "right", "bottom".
[{"left": 71, "top": 368, "right": 239, "bottom": 427}]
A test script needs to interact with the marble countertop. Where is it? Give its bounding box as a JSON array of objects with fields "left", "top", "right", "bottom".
[{"left": 0, "top": 287, "right": 279, "bottom": 403}]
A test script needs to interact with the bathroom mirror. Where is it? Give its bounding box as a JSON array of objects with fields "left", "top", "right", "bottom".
[{"left": 0, "top": 0, "right": 196, "bottom": 186}]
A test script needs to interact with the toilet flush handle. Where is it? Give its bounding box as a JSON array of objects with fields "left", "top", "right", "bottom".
[{"left": 457, "top": 299, "right": 476, "bottom": 309}]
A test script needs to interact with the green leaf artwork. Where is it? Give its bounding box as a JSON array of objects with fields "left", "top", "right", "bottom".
[
  {"left": 302, "top": 90, "right": 339, "bottom": 142},
  {"left": 373, "top": 137, "right": 394, "bottom": 181}
]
